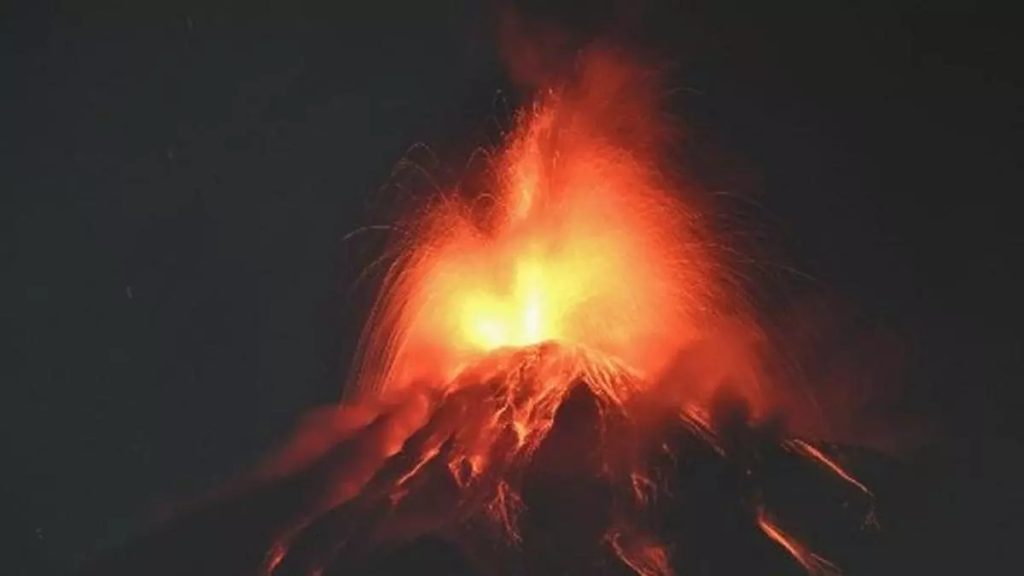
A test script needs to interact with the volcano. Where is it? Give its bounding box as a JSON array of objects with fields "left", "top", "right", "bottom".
[
  {"left": 84, "top": 344, "right": 884, "bottom": 576},
  {"left": 84, "top": 47, "right": 888, "bottom": 576},
  {"left": 260, "top": 343, "right": 879, "bottom": 576}
]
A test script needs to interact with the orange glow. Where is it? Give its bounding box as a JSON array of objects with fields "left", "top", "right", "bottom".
[
  {"left": 351, "top": 52, "right": 723, "bottom": 398},
  {"left": 785, "top": 438, "right": 873, "bottom": 497}
]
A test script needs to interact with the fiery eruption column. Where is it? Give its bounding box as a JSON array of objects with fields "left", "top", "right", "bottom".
[{"left": 352, "top": 50, "right": 730, "bottom": 400}]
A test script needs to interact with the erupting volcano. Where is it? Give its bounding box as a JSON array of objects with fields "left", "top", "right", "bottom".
[
  {"left": 250, "top": 49, "right": 881, "bottom": 576},
  {"left": 77, "top": 43, "right": 886, "bottom": 576}
]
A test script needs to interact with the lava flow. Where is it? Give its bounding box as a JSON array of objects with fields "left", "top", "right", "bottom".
[{"left": 260, "top": 49, "right": 879, "bottom": 576}]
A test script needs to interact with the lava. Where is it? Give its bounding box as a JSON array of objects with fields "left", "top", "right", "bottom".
[
  {"left": 350, "top": 48, "right": 729, "bottom": 400},
  {"left": 260, "top": 342, "right": 877, "bottom": 576},
  {"left": 756, "top": 509, "right": 841, "bottom": 576}
]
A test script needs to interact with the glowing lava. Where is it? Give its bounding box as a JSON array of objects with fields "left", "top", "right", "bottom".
[{"left": 351, "top": 50, "right": 725, "bottom": 398}]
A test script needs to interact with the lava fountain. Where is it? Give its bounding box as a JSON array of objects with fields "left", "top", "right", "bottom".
[
  {"left": 257, "top": 48, "right": 877, "bottom": 576},
  {"left": 350, "top": 48, "right": 731, "bottom": 400}
]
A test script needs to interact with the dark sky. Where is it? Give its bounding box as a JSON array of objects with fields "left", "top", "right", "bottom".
[{"left": 6, "top": 1, "right": 1022, "bottom": 574}]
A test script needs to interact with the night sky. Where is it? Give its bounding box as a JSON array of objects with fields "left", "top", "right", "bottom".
[{"left": 6, "top": 1, "right": 1022, "bottom": 574}]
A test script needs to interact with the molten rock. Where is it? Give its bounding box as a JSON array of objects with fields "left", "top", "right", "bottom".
[
  {"left": 83, "top": 343, "right": 882, "bottom": 576},
  {"left": 264, "top": 343, "right": 879, "bottom": 576}
]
